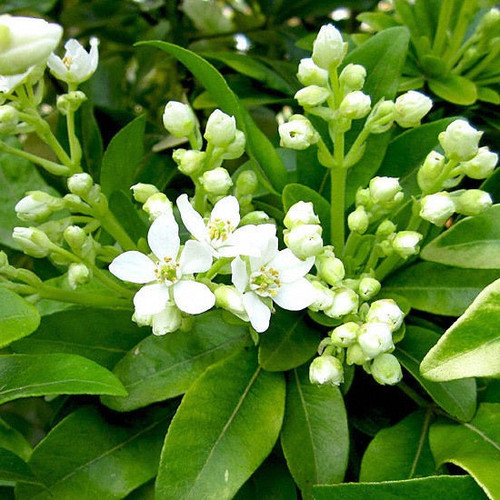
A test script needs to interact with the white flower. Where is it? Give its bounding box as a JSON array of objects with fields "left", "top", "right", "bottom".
[
  {"left": 460, "top": 147, "right": 498, "bottom": 179},
  {"left": 419, "top": 192, "right": 455, "bottom": 226},
  {"left": 394, "top": 90, "right": 432, "bottom": 128},
  {"left": 109, "top": 213, "right": 215, "bottom": 320},
  {"left": 162, "top": 101, "right": 197, "bottom": 138},
  {"left": 47, "top": 37, "right": 99, "bottom": 85},
  {"left": 358, "top": 321, "right": 394, "bottom": 359},
  {"left": 278, "top": 116, "right": 318, "bottom": 150},
  {"left": 177, "top": 194, "right": 276, "bottom": 258},
  {"left": 231, "top": 236, "right": 315, "bottom": 332}
]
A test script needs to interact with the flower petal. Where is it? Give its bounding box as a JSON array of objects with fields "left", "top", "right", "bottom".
[
  {"left": 221, "top": 224, "right": 276, "bottom": 257},
  {"left": 133, "top": 283, "right": 171, "bottom": 315},
  {"left": 109, "top": 251, "right": 156, "bottom": 283},
  {"left": 269, "top": 248, "right": 314, "bottom": 283},
  {"left": 273, "top": 279, "right": 316, "bottom": 310},
  {"left": 243, "top": 292, "right": 271, "bottom": 333},
  {"left": 173, "top": 280, "right": 215, "bottom": 314},
  {"left": 176, "top": 194, "right": 208, "bottom": 243},
  {"left": 249, "top": 233, "right": 279, "bottom": 271},
  {"left": 231, "top": 256, "right": 249, "bottom": 293},
  {"left": 179, "top": 240, "right": 213, "bottom": 274},
  {"left": 148, "top": 213, "right": 180, "bottom": 261},
  {"left": 211, "top": 195, "right": 240, "bottom": 228}
]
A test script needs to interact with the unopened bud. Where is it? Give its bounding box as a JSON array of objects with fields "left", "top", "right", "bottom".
[
  {"left": 67, "top": 173, "right": 93, "bottom": 198},
  {"left": 439, "top": 120, "right": 483, "bottom": 162},
  {"left": 56, "top": 91, "right": 87, "bottom": 115},
  {"left": 460, "top": 147, "right": 498, "bottom": 179},
  {"left": 284, "top": 201, "right": 320, "bottom": 228},
  {"left": 454, "top": 189, "right": 493, "bottom": 216},
  {"left": 151, "top": 304, "right": 182, "bottom": 336},
  {"left": 330, "top": 322, "right": 360, "bottom": 347},
  {"left": 204, "top": 109, "right": 236, "bottom": 147},
  {"left": 392, "top": 231, "right": 422, "bottom": 258},
  {"left": 346, "top": 343, "right": 370, "bottom": 365},
  {"left": 67, "top": 262, "right": 91, "bottom": 289},
  {"left": 312, "top": 24, "right": 346, "bottom": 70},
  {"left": 366, "top": 299, "right": 404, "bottom": 332},
  {"left": 235, "top": 170, "right": 258, "bottom": 196},
  {"left": 130, "top": 183, "right": 159, "bottom": 204},
  {"left": 143, "top": 193, "right": 173, "bottom": 220},
  {"left": 417, "top": 150, "right": 445, "bottom": 193},
  {"left": 309, "top": 280, "right": 334, "bottom": 311},
  {"left": 339, "top": 91, "right": 371, "bottom": 120},
  {"left": 315, "top": 250, "right": 345, "bottom": 286},
  {"left": 284, "top": 224, "right": 323, "bottom": 259},
  {"left": 278, "top": 115, "right": 319, "bottom": 150},
  {"left": 370, "top": 353, "right": 402, "bottom": 385},
  {"left": 222, "top": 129, "right": 246, "bottom": 160},
  {"left": 376, "top": 219, "right": 396, "bottom": 239},
  {"left": 366, "top": 99, "right": 395, "bottom": 134},
  {"left": 369, "top": 176, "right": 403, "bottom": 205},
  {"left": 309, "top": 355, "right": 344, "bottom": 386},
  {"left": 339, "top": 64, "right": 366, "bottom": 91},
  {"left": 297, "top": 58, "right": 329, "bottom": 87},
  {"left": 162, "top": 101, "right": 197, "bottom": 138},
  {"left": 63, "top": 225, "right": 87, "bottom": 251},
  {"left": 348, "top": 206, "right": 369, "bottom": 234},
  {"left": 419, "top": 192, "right": 455, "bottom": 226},
  {"left": 394, "top": 91, "right": 432, "bottom": 128},
  {"left": 12, "top": 227, "right": 52, "bottom": 258},
  {"left": 0, "top": 105, "right": 19, "bottom": 135},
  {"left": 214, "top": 285, "right": 248, "bottom": 321},
  {"left": 239, "top": 210, "right": 270, "bottom": 226},
  {"left": 295, "top": 85, "right": 330, "bottom": 107},
  {"left": 173, "top": 149, "right": 206, "bottom": 176},
  {"left": 325, "top": 287, "right": 359, "bottom": 318},
  {"left": 358, "top": 277, "right": 381, "bottom": 300},
  {"left": 15, "top": 191, "right": 62, "bottom": 222},
  {"left": 358, "top": 321, "right": 394, "bottom": 359},
  {"left": 200, "top": 167, "right": 233, "bottom": 195},
  {"left": 355, "top": 187, "right": 371, "bottom": 207}
]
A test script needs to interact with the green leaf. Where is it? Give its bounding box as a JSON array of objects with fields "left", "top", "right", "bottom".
[
  {"left": 155, "top": 348, "right": 285, "bottom": 499},
  {"left": 430, "top": 403, "right": 500, "bottom": 499},
  {"left": 360, "top": 410, "right": 436, "bottom": 481},
  {"left": 477, "top": 87, "right": 500, "bottom": 105},
  {"left": 102, "top": 311, "right": 252, "bottom": 411},
  {"left": 0, "top": 0, "right": 57, "bottom": 13},
  {"left": 429, "top": 75, "right": 478, "bottom": 105},
  {"left": 258, "top": 309, "right": 320, "bottom": 372},
  {"left": 0, "top": 448, "right": 37, "bottom": 485},
  {"left": 313, "top": 475, "right": 486, "bottom": 499},
  {"left": 281, "top": 366, "right": 348, "bottom": 499},
  {"left": 16, "top": 406, "right": 169, "bottom": 499},
  {"left": 0, "top": 353, "right": 127, "bottom": 404},
  {"left": 0, "top": 288, "right": 40, "bottom": 348},
  {"left": 396, "top": 326, "right": 477, "bottom": 421},
  {"left": 100, "top": 115, "right": 146, "bottom": 197},
  {"left": 421, "top": 205, "right": 500, "bottom": 269},
  {"left": 0, "top": 418, "right": 32, "bottom": 462},
  {"left": 282, "top": 183, "right": 331, "bottom": 244},
  {"left": 420, "top": 278, "right": 500, "bottom": 381},
  {"left": 383, "top": 262, "right": 500, "bottom": 316},
  {"left": 108, "top": 190, "right": 148, "bottom": 243},
  {"left": 78, "top": 99, "right": 103, "bottom": 179},
  {"left": 12, "top": 307, "right": 147, "bottom": 369},
  {"left": 139, "top": 41, "right": 287, "bottom": 192}
]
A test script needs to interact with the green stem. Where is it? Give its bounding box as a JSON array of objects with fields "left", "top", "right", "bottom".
[
  {"left": 330, "top": 167, "right": 346, "bottom": 253},
  {"left": 465, "top": 42, "right": 500, "bottom": 80},
  {"left": 99, "top": 211, "right": 137, "bottom": 252},
  {"left": 203, "top": 258, "right": 230, "bottom": 280},
  {"left": 344, "top": 126, "right": 370, "bottom": 167},
  {"left": 398, "top": 381, "right": 430, "bottom": 408},
  {"left": 192, "top": 179, "right": 206, "bottom": 214},
  {"left": 374, "top": 253, "right": 402, "bottom": 281},
  {"left": 0, "top": 141, "right": 70, "bottom": 176},
  {"left": 363, "top": 246, "right": 381, "bottom": 274},
  {"left": 66, "top": 108, "right": 83, "bottom": 173}
]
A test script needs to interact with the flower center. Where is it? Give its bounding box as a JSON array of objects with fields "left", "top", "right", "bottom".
[
  {"left": 207, "top": 218, "right": 233, "bottom": 242},
  {"left": 250, "top": 266, "right": 281, "bottom": 297},
  {"left": 154, "top": 257, "right": 179, "bottom": 285},
  {"left": 62, "top": 55, "right": 73, "bottom": 70}
]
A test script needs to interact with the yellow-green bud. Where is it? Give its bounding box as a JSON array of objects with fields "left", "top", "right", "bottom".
[
  {"left": 222, "top": 129, "right": 246, "bottom": 160},
  {"left": 235, "top": 170, "right": 258, "bottom": 196},
  {"left": 347, "top": 206, "right": 369, "bottom": 234},
  {"left": 376, "top": 220, "right": 396, "bottom": 239},
  {"left": 294, "top": 85, "right": 330, "bottom": 107},
  {"left": 284, "top": 200, "right": 320, "bottom": 228},
  {"left": 151, "top": 304, "right": 182, "bottom": 336},
  {"left": 278, "top": 115, "right": 319, "bottom": 150},
  {"left": 12, "top": 226, "right": 52, "bottom": 257},
  {"left": 370, "top": 353, "right": 402, "bottom": 385},
  {"left": 366, "top": 298, "right": 404, "bottom": 332},
  {"left": 214, "top": 284, "right": 248, "bottom": 322},
  {"left": 417, "top": 150, "right": 445, "bottom": 193},
  {"left": 325, "top": 287, "right": 359, "bottom": 318},
  {"left": 358, "top": 277, "right": 381, "bottom": 300},
  {"left": 315, "top": 252, "right": 345, "bottom": 286},
  {"left": 346, "top": 343, "right": 370, "bottom": 365},
  {"left": 0, "top": 105, "right": 19, "bottom": 135},
  {"left": 143, "top": 193, "right": 173, "bottom": 220},
  {"left": 173, "top": 149, "right": 206, "bottom": 176},
  {"left": 63, "top": 225, "right": 87, "bottom": 251},
  {"left": 454, "top": 189, "right": 493, "bottom": 216},
  {"left": 67, "top": 262, "right": 91, "bottom": 289},
  {"left": 56, "top": 91, "right": 87, "bottom": 115},
  {"left": 366, "top": 99, "right": 395, "bottom": 134},
  {"left": 297, "top": 58, "right": 329, "bottom": 87},
  {"left": 67, "top": 173, "right": 94, "bottom": 198},
  {"left": 392, "top": 231, "right": 422, "bottom": 258},
  {"left": 419, "top": 192, "right": 455, "bottom": 226},
  {"left": 15, "top": 191, "right": 62, "bottom": 222},
  {"left": 460, "top": 147, "right": 498, "bottom": 179},
  {"left": 200, "top": 167, "right": 233, "bottom": 195},
  {"left": 330, "top": 322, "right": 360, "bottom": 347},
  {"left": 339, "top": 63, "right": 366, "bottom": 92},
  {"left": 130, "top": 183, "right": 159, "bottom": 203},
  {"left": 312, "top": 24, "right": 346, "bottom": 70},
  {"left": 284, "top": 224, "right": 323, "bottom": 260}
]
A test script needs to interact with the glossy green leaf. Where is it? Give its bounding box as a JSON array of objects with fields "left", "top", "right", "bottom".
[
  {"left": 102, "top": 311, "right": 252, "bottom": 411},
  {"left": 0, "top": 448, "right": 37, "bottom": 485},
  {"left": 78, "top": 100, "right": 103, "bottom": 179},
  {"left": 282, "top": 183, "right": 331, "bottom": 244},
  {"left": 430, "top": 403, "right": 500, "bottom": 500},
  {"left": 429, "top": 75, "right": 478, "bottom": 105},
  {"left": 313, "top": 475, "right": 486, "bottom": 499},
  {"left": 360, "top": 410, "right": 436, "bottom": 481},
  {"left": 421, "top": 278, "right": 500, "bottom": 381},
  {"left": 12, "top": 307, "right": 146, "bottom": 369},
  {"left": 139, "top": 41, "right": 287, "bottom": 192},
  {"left": 281, "top": 366, "right": 348, "bottom": 499},
  {"left": 156, "top": 348, "right": 285, "bottom": 499},
  {"left": 108, "top": 190, "right": 148, "bottom": 243},
  {"left": 258, "top": 309, "right": 320, "bottom": 372},
  {"left": 396, "top": 326, "right": 477, "bottom": 421},
  {"left": 384, "top": 262, "right": 500, "bottom": 316},
  {"left": 421, "top": 205, "right": 500, "bottom": 269},
  {"left": 16, "top": 406, "right": 169, "bottom": 499},
  {"left": 0, "top": 288, "right": 40, "bottom": 348},
  {"left": 0, "top": 353, "right": 127, "bottom": 404},
  {"left": 100, "top": 115, "right": 146, "bottom": 196},
  {"left": 0, "top": 418, "right": 32, "bottom": 462}
]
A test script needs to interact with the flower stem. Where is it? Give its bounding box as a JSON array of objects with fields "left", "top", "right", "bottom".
[
  {"left": 39, "top": 284, "right": 132, "bottom": 308},
  {"left": 374, "top": 253, "right": 402, "bottom": 281},
  {"left": 99, "top": 211, "right": 137, "bottom": 252},
  {"left": 330, "top": 166, "right": 346, "bottom": 253}
]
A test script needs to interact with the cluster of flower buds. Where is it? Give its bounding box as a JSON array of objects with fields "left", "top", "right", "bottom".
[{"left": 310, "top": 298, "right": 404, "bottom": 387}]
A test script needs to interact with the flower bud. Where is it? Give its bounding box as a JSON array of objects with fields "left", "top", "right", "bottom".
[
  {"left": 0, "top": 105, "right": 19, "bottom": 135},
  {"left": 204, "top": 109, "right": 236, "bottom": 147},
  {"left": 346, "top": 343, "right": 370, "bottom": 365},
  {"left": 439, "top": 120, "right": 483, "bottom": 162},
  {"left": 347, "top": 206, "right": 369, "bottom": 234},
  {"left": 173, "top": 148, "right": 206, "bottom": 176},
  {"left": 56, "top": 91, "right": 87, "bottom": 115},
  {"left": 355, "top": 187, "right": 371, "bottom": 207},
  {"left": 309, "top": 280, "right": 334, "bottom": 311},
  {"left": 214, "top": 285, "right": 249, "bottom": 321},
  {"left": 284, "top": 201, "right": 320, "bottom": 228},
  {"left": 235, "top": 170, "right": 258, "bottom": 196},
  {"left": 339, "top": 64, "right": 366, "bottom": 91},
  {"left": 419, "top": 192, "right": 455, "bottom": 226},
  {"left": 312, "top": 24, "right": 346, "bottom": 70},
  {"left": 0, "top": 15, "right": 62, "bottom": 75},
  {"left": 12, "top": 227, "right": 52, "bottom": 257},
  {"left": 309, "top": 355, "right": 344, "bottom": 386},
  {"left": 366, "top": 99, "right": 395, "bottom": 134},
  {"left": 63, "top": 225, "right": 87, "bottom": 251},
  {"left": 394, "top": 91, "right": 432, "bottom": 128},
  {"left": 297, "top": 58, "right": 329, "bottom": 87},
  {"left": 460, "top": 147, "right": 498, "bottom": 179},
  {"left": 369, "top": 176, "right": 403, "bottom": 205},
  {"left": 358, "top": 321, "right": 394, "bottom": 359},
  {"left": 151, "top": 304, "right": 182, "bottom": 336},
  {"left": 130, "top": 183, "right": 159, "bottom": 204},
  {"left": 392, "top": 231, "right": 422, "bottom": 258},
  {"left": 162, "top": 101, "right": 197, "bottom": 138},
  {"left": 67, "top": 262, "right": 91, "bottom": 289},
  {"left": 376, "top": 220, "right": 396, "bottom": 239},
  {"left": 324, "top": 287, "right": 359, "bottom": 318},
  {"left": 330, "top": 321, "right": 360, "bottom": 347},
  {"left": 278, "top": 116, "right": 319, "bottom": 150},
  {"left": 143, "top": 193, "right": 173, "bottom": 220},
  {"left": 15, "top": 191, "right": 62, "bottom": 222},
  {"left": 358, "top": 277, "right": 381, "bottom": 300},
  {"left": 339, "top": 91, "right": 371, "bottom": 120},
  {"left": 370, "top": 353, "right": 402, "bottom": 385},
  {"left": 0, "top": 250, "right": 9, "bottom": 271},
  {"left": 48, "top": 37, "right": 99, "bottom": 85},
  {"left": 315, "top": 249, "right": 345, "bottom": 286},
  {"left": 222, "top": 130, "right": 246, "bottom": 160},
  {"left": 200, "top": 167, "right": 233, "bottom": 195},
  {"left": 366, "top": 299, "right": 404, "bottom": 332},
  {"left": 417, "top": 151, "right": 445, "bottom": 193},
  {"left": 294, "top": 85, "right": 330, "bottom": 107},
  {"left": 67, "top": 173, "right": 93, "bottom": 198},
  {"left": 454, "top": 189, "right": 493, "bottom": 216},
  {"left": 239, "top": 210, "right": 271, "bottom": 226},
  {"left": 284, "top": 224, "right": 323, "bottom": 259}
]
